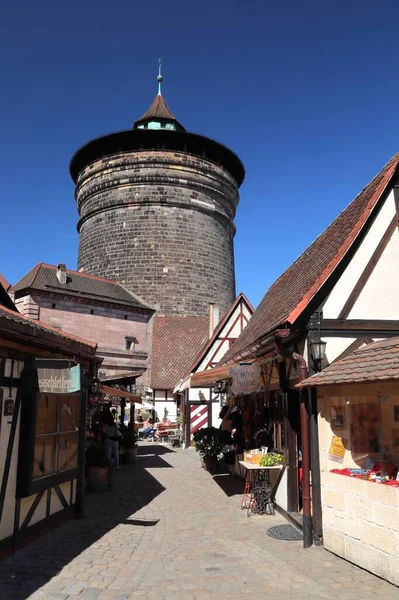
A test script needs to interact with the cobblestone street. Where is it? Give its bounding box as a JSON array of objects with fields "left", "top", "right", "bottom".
[{"left": 0, "top": 443, "right": 398, "bottom": 600}]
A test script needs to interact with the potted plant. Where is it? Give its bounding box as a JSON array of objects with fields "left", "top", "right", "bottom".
[
  {"left": 258, "top": 452, "right": 285, "bottom": 467},
  {"left": 122, "top": 430, "right": 138, "bottom": 463},
  {"left": 193, "top": 427, "right": 224, "bottom": 473},
  {"left": 86, "top": 442, "right": 112, "bottom": 491}
]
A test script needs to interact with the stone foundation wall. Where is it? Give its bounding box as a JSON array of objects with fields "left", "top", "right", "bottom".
[{"left": 321, "top": 472, "right": 399, "bottom": 586}]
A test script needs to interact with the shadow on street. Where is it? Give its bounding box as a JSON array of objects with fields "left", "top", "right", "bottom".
[
  {"left": 0, "top": 443, "right": 171, "bottom": 600},
  {"left": 211, "top": 472, "right": 244, "bottom": 498}
]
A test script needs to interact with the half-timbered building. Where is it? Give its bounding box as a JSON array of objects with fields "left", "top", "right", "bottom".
[
  {"left": 0, "top": 279, "right": 99, "bottom": 556},
  {"left": 174, "top": 294, "right": 253, "bottom": 441},
  {"left": 193, "top": 153, "right": 399, "bottom": 544}
]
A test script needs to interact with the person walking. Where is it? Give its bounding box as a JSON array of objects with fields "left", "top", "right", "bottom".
[{"left": 103, "top": 412, "right": 122, "bottom": 469}]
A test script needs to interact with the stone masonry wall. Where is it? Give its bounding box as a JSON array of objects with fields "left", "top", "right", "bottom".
[
  {"left": 321, "top": 472, "right": 399, "bottom": 586},
  {"left": 16, "top": 293, "right": 151, "bottom": 378},
  {"left": 75, "top": 150, "right": 239, "bottom": 316}
]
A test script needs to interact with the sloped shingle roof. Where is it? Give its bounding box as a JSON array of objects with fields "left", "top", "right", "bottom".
[
  {"left": 221, "top": 153, "right": 399, "bottom": 364},
  {"left": 151, "top": 316, "right": 209, "bottom": 390},
  {"left": 0, "top": 274, "right": 11, "bottom": 291},
  {"left": 12, "top": 264, "right": 154, "bottom": 311},
  {"left": 299, "top": 337, "right": 399, "bottom": 387}
]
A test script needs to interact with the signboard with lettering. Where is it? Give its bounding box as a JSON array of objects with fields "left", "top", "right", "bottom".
[
  {"left": 34, "top": 359, "right": 81, "bottom": 394},
  {"left": 230, "top": 363, "right": 262, "bottom": 395},
  {"left": 328, "top": 435, "right": 346, "bottom": 463}
]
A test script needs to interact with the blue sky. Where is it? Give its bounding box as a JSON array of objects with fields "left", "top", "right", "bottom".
[{"left": 2, "top": 0, "right": 399, "bottom": 308}]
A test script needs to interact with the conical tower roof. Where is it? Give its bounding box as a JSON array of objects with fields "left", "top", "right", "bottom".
[
  {"left": 136, "top": 94, "right": 177, "bottom": 123},
  {"left": 133, "top": 60, "right": 185, "bottom": 131}
]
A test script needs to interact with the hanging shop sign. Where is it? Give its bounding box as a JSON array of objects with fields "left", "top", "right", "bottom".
[
  {"left": 34, "top": 359, "right": 81, "bottom": 394},
  {"left": 230, "top": 363, "right": 262, "bottom": 395}
]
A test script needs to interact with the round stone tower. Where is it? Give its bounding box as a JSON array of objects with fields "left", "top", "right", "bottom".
[{"left": 70, "top": 70, "right": 245, "bottom": 317}]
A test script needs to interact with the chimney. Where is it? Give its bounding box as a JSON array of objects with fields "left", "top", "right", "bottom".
[
  {"left": 56, "top": 263, "right": 67, "bottom": 285},
  {"left": 209, "top": 303, "right": 220, "bottom": 338}
]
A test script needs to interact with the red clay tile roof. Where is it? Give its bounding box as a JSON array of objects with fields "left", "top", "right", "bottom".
[
  {"left": 0, "top": 274, "right": 17, "bottom": 311},
  {"left": 12, "top": 263, "right": 154, "bottom": 311},
  {"left": 0, "top": 274, "right": 11, "bottom": 291},
  {"left": 135, "top": 95, "right": 178, "bottom": 124},
  {"left": 0, "top": 304, "right": 97, "bottom": 350},
  {"left": 221, "top": 153, "right": 399, "bottom": 364},
  {"left": 299, "top": 337, "right": 399, "bottom": 387},
  {"left": 151, "top": 316, "right": 209, "bottom": 389}
]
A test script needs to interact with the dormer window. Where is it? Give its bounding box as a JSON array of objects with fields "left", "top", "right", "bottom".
[
  {"left": 56, "top": 264, "right": 67, "bottom": 285},
  {"left": 125, "top": 336, "right": 138, "bottom": 351}
]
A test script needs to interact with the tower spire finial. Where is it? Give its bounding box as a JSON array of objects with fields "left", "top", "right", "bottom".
[{"left": 157, "top": 58, "right": 163, "bottom": 96}]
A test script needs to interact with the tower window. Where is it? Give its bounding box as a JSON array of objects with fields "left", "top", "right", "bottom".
[{"left": 125, "top": 336, "right": 138, "bottom": 351}]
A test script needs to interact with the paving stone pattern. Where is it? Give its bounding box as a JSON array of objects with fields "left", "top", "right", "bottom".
[{"left": 0, "top": 443, "right": 398, "bottom": 600}]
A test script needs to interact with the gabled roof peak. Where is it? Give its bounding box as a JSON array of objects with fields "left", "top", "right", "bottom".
[{"left": 220, "top": 153, "right": 399, "bottom": 364}]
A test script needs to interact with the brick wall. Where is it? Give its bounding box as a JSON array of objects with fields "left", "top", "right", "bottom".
[{"left": 75, "top": 150, "right": 239, "bottom": 317}]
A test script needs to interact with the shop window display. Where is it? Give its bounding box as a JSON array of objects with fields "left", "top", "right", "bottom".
[{"left": 327, "top": 394, "right": 399, "bottom": 483}]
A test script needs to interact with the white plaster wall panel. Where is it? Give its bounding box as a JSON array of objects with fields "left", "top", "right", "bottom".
[
  {"left": 154, "top": 401, "right": 177, "bottom": 422},
  {"left": 323, "top": 337, "right": 357, "bottom": 365},
  {"left": 242, "top": 305, "right": 252, "bottom": 322},
  {"left": 18, "top": 495, "right": 36, "bottom": 526},
  {"left": 154, "top": 390, "right": 166, "bottom": 402},
  {"left": 28, "top": 495, "right": 47, "bottom": 527},
  {"left": 322, "top": 191, "right": 395, "bottom": 319},
  {"left": 197, "top": 303, "right": 247, "bottom": 372},
  {"left": 273, "top": 468, "right": 288, "bottom": 511},
  {"left": 0, "top": 385, "right": 20, "bottom": 541},
  {"left": 348, "top": 228, "right": 399, "bottom": 319},
  {"left": 48, "top": 489, "right": 63, "bottom": 517},
  {"left": 211, "top": 400, "right": 221, "bottom": 428},
  {"left": 198, "top": 340, "right": 230, "bottom": 369},
  {"left": 188, "top": 387, "right": 211, "bottom": 402}
]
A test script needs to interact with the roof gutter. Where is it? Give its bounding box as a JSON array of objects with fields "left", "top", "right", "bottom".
[{"left": 228, "top": 328, "right": 291, "bottom": 363}]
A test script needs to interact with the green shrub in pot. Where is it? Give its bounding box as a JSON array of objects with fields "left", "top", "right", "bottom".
[
  {"left": 258, "top": 452, "right": 285, "bottom": 467},
  {"left": 193, "top": 427, "right": 224, "bottom": 472}
]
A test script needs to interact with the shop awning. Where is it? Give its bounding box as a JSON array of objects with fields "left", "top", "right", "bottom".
[
  {"left": 173, "top": 376, "right": 192, "bottom": 394},
  {"left": 190, "top": 365, "right": 233, "bottom": 388},
  {"left": 99, "top": 384, "right": 142, "bottom": 403},
  {"left": 99, "top": 370, "right": 145, "bottom": 382}
]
